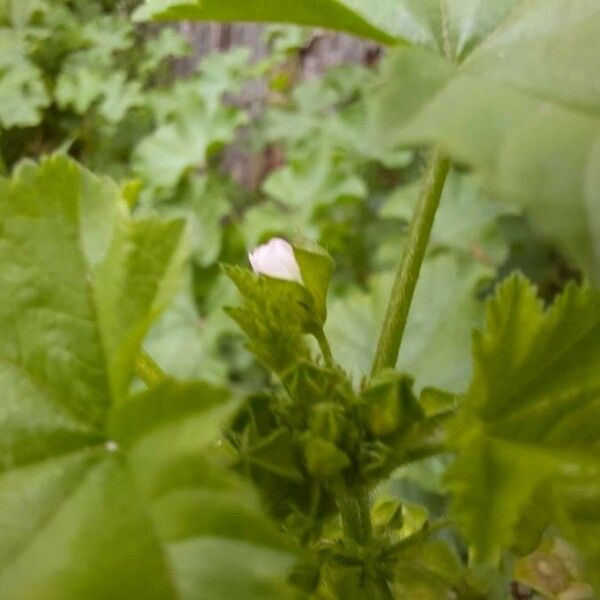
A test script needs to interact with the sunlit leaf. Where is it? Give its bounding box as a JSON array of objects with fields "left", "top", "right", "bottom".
[
  {"left": 0, "top": 156, "right": 295, "bottom": 599},
  {"left": 0, "top": 61, "right": 49, "bottom": 127}
]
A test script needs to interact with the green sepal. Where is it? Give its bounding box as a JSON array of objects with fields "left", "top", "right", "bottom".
[
  {"left": 317, "top": 563, "right": 365, "bottom": 600},
  {"left": 120, "top": 178, "right": 143, "bottom": 208},
  {"left": 509, "top": 485, "right": 553, "bottom": 557},
  {"left": 222, "top": 240, "right": 334, "bottom": 376},
  {"left": 292, "top": 237, "right": 334, "bottom": 326},
  {"left": 282, "top": 361, "right": 355, "bottom": 413},
  {"left": 371, "top": 495, "right": 404, "bottom": 533},
  {"left": 223, "top": 264, "right": 311, "bottom": 374},
  {"left": 239, "top": 426, "right": 305, "bottom": 483},
  {"left": 308, "top": 402, "right": 348, "bottom": 446},
  {"left": 303, "top": 436, "right": 350, "bottom": 478},
  {"left": 418, "top": 387, "right": 457, "bottom": 417},
  {"left": 359, "top": 370, "right": 424, "bottom": 438}
]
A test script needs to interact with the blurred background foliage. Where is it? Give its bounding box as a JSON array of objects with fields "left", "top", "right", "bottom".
[
  {"left": 0, "top": 1, "right": 591, "bottom": 597},
  {"left": 0, "top": 0, "right": 579, "bottom": 391}
]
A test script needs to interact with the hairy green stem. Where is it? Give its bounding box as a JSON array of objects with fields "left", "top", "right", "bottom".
[
  {"left": 135, "top": 350, "right": 165, "bottom": 387},
  {"left": 339, "top": 485, "right": 372, "bottom": 546},
  {"left": 371, "top": 148, "right": 450, "bottom": 375}
]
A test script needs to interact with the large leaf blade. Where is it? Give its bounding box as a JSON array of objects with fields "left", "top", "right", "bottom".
[
  {"left": 371, "top": 0, "right": 600, "bottom": 278},
  {"left": 135, "top": 0, "right": 406, "bottom": 44},
  {"left": 0, "top": 455, "right": 178, "bottom": 600},
  {"left": 136, "top": 0, "right": 521, "bottom": 55},
  {"left": 0, "top": 157, "right": 116, "bottom": 428},
  {"left": 448, "top": 275, "right": 600, "bottom": 590},
  {"left": 0, "top": 156, "right": 294, "bottom": 599}
]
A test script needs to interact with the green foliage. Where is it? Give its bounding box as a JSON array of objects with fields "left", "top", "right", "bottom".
[
  {"left": 135, "top": 0, "right": 403, "bottom": 44},
  {"left": 448, "top": 275, "right": 600, "bottom": 589},
  {"left": 0, "top": 155, "right": 182, "bottom": 409},
  {"left": 136, "top": 0, "right": 520, "bottom": 58},
  {"left": 2, "top": 0, "right": 600, "bottom": 598},
  {"left": 225, "top": 239, "right": 334, "bottom": 374},
  {"left": 0, "top": 0, "right": 256, "bottom": 198},
  {"left": 195, "top": 2, "right": 598, "bottom": 594},
  {"left": 370, "top": 0, "right": 600, "bottom": 280},
  {"left": 327, "top": 255, "right": 491, "bottom": 392},
  {"left": 224, "top": 265, "right": 313, "bottom": 374},
  {"left": 326, "top": 170, "right": 511, "bottom": 393},
  {"left": 138, "top": 0, "right": 600, "bottom": 281},
  {"left": 133, "top": 48, "right": 252, "bottom": 191},
  {"left": 0, "top": 59, "right": 49, "bottom": 128},
  {"left": 222, "top": 259, "right": 469, "bottom": 595},
  {"left": 380, "top": 172, "right": 515, "bottom": 264},
  {"left": 144, "top": 273, "right": 231, "bottom": 382},
  {"left": 2, "top": 0, "right": 536, "bottom": 390},
  {"left": 0, "top": 156, "right": 294, "bottom": 599},
  {"left": 293, "top": 238, "right": 335, "bottom": 325}
]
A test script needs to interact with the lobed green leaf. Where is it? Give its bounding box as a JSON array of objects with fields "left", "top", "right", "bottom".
[
  {"left": 0, "top": 156, "right": 295, "bottom": 599},
  {"left": 448, "top": 274, "right": 600, "bottom": 591},
  {"left": 370, "top": 0, "right": 600, "bottom": 279}
]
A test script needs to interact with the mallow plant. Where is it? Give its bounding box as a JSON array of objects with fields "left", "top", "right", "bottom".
[{"left": 1, "top": 1, "right": 600, "bottom": 600}]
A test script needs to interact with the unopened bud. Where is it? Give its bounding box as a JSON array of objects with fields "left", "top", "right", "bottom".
[{"left": 248, "top": 237, "right": 303, "bottom": 283}]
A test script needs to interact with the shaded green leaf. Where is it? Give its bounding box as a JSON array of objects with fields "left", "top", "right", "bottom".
[
  {"left": 145, "top": 273, "right": 231, "bottom": 383},
  {"left": 140, "top": 27, "right": 192, "bottom": 75},
  {"left": 136, "top": 0, "right": 520, "bottom": 56},
  {"left": 135, "top": 0, "right": 405, "bottom": 45},
  {"left": 55, "top": 63, "right": 106, "bottom": 115},
  {"left": 98, "top": 72, "right": 144, "bottom": 123},
  {"left": 372, "top": 0, "right": 600, "bottom": 278},
  {"left": 448, "top": 275, "right": 600, "bottom": 590},
  {"left": 263, "top": 145, "right": 367, "bottom": 218},
  {"left": 381, "top": 172, "right": 516, "bottom": 264}
]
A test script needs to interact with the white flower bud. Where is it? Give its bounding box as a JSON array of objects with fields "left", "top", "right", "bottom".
[{"left": 248, "top": 237, "right": 303, "bottom": 283}]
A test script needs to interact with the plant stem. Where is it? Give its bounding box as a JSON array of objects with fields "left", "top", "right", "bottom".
[
  {"left": 339, "top": 484, "right": 372, "bottom": 546},
  {"left": 371, "top": 148, "right": 450, "bottom": 376},
  {"left": 135, "top": 350, "right": 165, "bottom": 387},
  {"left": 314, "top": 327, "right": 334, "bottom": 366}
]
